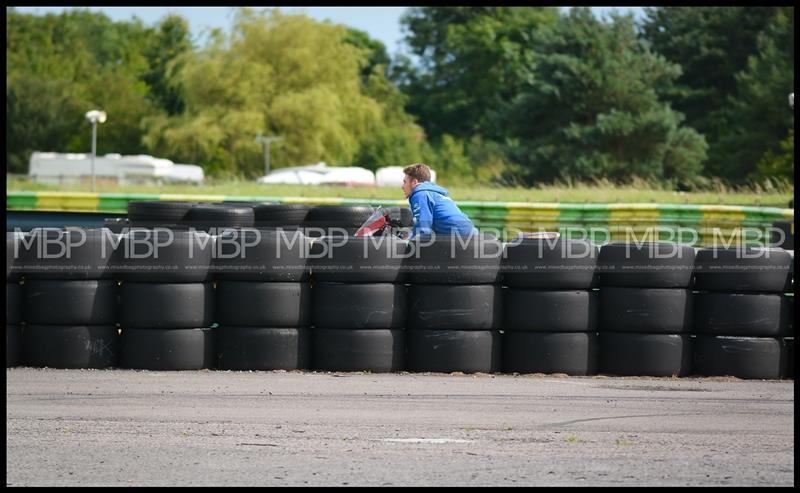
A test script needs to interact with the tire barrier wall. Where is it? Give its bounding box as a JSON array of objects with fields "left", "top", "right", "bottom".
[
  {"left": 405, "top": 235, "right": 503, "bottom": 373},
  {"left": 596, "top": 242, "right": 695, "bottom": 377},
  {"left": 691, "top": 247, "right": 793, "bottom": 379},
  {"left": 7, "top": 191, "right": 793, "bottom": 248},
  {"left": 501, "top": 238, "right": 599, "bottom": 375},
  {"left": 5, "top": 228, "right": 794, "bottom": 378},
  {"left": 311, "top": 237, "right": 407, "bottom": 372}
]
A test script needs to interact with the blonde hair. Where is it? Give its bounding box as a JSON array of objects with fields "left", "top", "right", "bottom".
[{"left": 403, "top": 163, "right": 431, "bottom": 182}]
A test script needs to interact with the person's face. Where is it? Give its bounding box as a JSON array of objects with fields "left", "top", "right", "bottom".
[{"left": 402, "top": 174, "right": 419, "bottom": 198}]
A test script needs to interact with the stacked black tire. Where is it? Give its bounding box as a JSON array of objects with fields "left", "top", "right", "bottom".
[
  {"left": 501, "top": 238, "right": 599, "bottom": 375},
  {"left": 404, "top": 235, "right": 503, "bottom": 373},
  {"left": 596, "top": 242, "right": 695, "bottom": 377},
  {"left": 692, "top": 247, "right": 793, "bottom": 379},
  {"left": 303, "top": 205, "right": 376, "bottom": 238},
  {"left": 127, "top": 200, "right": 257, "bottom": 232},
  {"left": 15, "top": 228, "right": 120, "bottom": 369},
  {"left": 253, "top": 204, "right": 312, "bottom": 230},
  {"left": 118, "top": 229, "right": 215, "bottom": 370},
  {"left": 127, "top": 201, "right": 197, "bottom": 229},
  {"left": 7, "top": 232, "right": 23, "bottom": 367},
  {"left": 184, "top": 203, "right": 255, "bottom": 232},
  {"left": 785, "top": 255, "right": 794, "bottom": 379},
  {"left": 310, "top": 236, "right": 406, "bottom": 372},
  {"left": 771, "top": 219, "right": 793, "bottom": 250},
  {"left": 213, "top": 229, "right": 312, "bottom": 370}
]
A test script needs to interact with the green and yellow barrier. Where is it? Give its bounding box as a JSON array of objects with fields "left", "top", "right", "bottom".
[{"left": 6, "top": 191, "right": 793, "bottom": 246}]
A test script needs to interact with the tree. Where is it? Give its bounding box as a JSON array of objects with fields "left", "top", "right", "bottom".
[
  {"left": 6, "top": 78, "right": 86, "bottom": 173},
  {"left": 396, "top": 7, "right": 559, "bottom": 141},
  {"left": 142, "top": 14, "right": 193, "bottom": 115},
  {"left": 343, "top": 27, "right": 391, "bottom": 83},
  {"left": 711, "top": 7, "right": 794, "bottom": 182},
  {"left": 143, "top": 8, "right": 425, "bottom": 176},
  {"left": 756, "top": 129, "right": 793, "bottom": 183},
  {"left": 6, "top": 9, "right": 158, "bottom": 171},
  {"left": 640, "top": 7, "right": 778, "bottom": 139},
  {"left": 498, "top": 8, "right": 707, "bottom": 186}
]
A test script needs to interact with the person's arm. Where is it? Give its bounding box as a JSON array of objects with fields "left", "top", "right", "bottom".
[{"left": 410, "top": 192, "right": 434, "bottom": 238}]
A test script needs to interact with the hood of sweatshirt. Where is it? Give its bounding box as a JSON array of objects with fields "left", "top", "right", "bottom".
[{"left": 411, "top": 181, "right": 449, "bottom": 197}]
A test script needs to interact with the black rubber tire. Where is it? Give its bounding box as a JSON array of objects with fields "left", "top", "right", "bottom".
[
  {"left": 598, "top": 332, "right": 691, "bottom": 377},
  {"left": 407, "top": 284, "right": 500, "bottom": 330},
  {"left": 311, "top": 236, "right": 407, "bottom": 283},
  {"left": 103, "top": 218, "right": 130, "bottom": 234},
  {"left": 120, "top": 283, "right": 214, "bottom": 329},
  {"left": 23, "top": 280, "right": 118, "bottom": 325},
  {"left": 7, "top": 282, "right": 22, "bottom": 325},
  {"left": 23, "top": 325, "right": 119, "bottom": 369},
  {"left": 693, "top": 292, "right": 790, "bottom": 337},
  {"left": 312, "top": 328, "right": 405, "bottom": 373},
  {"left": 18, "top": 228, "right": 123, "bottom": 280},
  {"left": 783, "top": 338, "right": 793, "bottom": 379},
  {"left": 253, "top": 204, "right": 312, "bottom": 228},
  {"left": 503, "top": 289, "right": 597, "bottom": 332},
  {"left": 400, "top": 207, "right": 413, "bottom": 227},
  {"left": 406, "top": 329, "right": 501, "bottom": 373},
  {"left": 7, "top": 325, "right": 22, "bottom": 367},
  {"left": 304, "top": 205, "right": 377, "bottom": 236},
  {"left": 211, "top": 228, "right": 310, "bottom": 282},
  {"left": 222, "top": 200, "right": 270, "bottom": 207},
  {"left": 312, "top": 283, "right": 406, "bottom": 329},
  {"left": 599, "top": 288, "right": 693, "bottom": 334},
  {"left": 693, "top": 247, "right": 792, "bottom": 293},
  {"left": 216, "top": 327, "right": 310, "bottom": 370},
  {"left": 184, "top": 203, "right": 255, "bottom": 232},
  {"left": 120, "top": 327, "right": 215, "bottom": 370},
  {"left": 597, "top": 242, "right": 695, "bottom": 288},
  {"left": 771, "top": 220, "right": 794, "bottom": 250},
  {"left": 216, "top": 282, "right": 310, "bottom": 327},
  {"left": 502, "top": 238, "right": 598, "bottom": 289},
  {"left": 7, "top": 232, "right": 23, "bottom": 281},
  {"left": 405, "top": 235, "right": 503, "bottom": 285},
  {"left": 117, "top": 229, "right": 213, "bottom": 282},
  {"left": 502, "top": 331, "right": 598, "bottom": 375},
  {"left": 692, "top": 335, "right": 784, "bottom": 380},
  {"left": 127, "top": 200, "right": 197, "bottom": 226}
]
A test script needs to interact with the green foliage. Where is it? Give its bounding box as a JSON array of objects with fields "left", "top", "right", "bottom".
[
  {"left": 6, "top": 77, "right": 86, "bottom": 173},
  {"left": 641, "top": 7, "right": 777, "bottom": 138},
  {"left": 5, "top": 6, "right": 796, "bottom": 190},
  {"left": 6, "top": 9, "right": 182, "bottom": 171},
  {"left": 423, "top": 135, "right": 472, "bottom": 181},
  {"left": 143, "top": 8, "right": 425, "bottom": 177},
  {"left": 498, "top": 9, "right": 706, "bottom": 187},
  {"left": 711, "top": 7, "right": 794, "bottom": 182},
  {"left": 756, "top": 128, "right": 794, "bottom": 183},
  {"left": 342, "top": 27, "right": 391, "bottom": 82},
  {"left": 397, "top": 7, "right": 559, "bottom": 140},
  {"left": 662, "top": 127, "right": 709, "bottom": 188},
  {"left": 141, "top": 15, "right": 193, "bottom": 115},
  {"left": 641, "top": 6, "right": 794, "bottom": 184}
]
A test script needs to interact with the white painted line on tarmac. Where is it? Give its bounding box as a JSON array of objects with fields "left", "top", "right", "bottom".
[{"left": 380, "top": 438, "right": 473, "bottom": 444}]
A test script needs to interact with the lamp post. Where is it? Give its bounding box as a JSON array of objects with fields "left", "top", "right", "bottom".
[
  {"left": 255, "top": 134, "right": 283, "bottom": 177},
  {"left": 85, "top": 110, "right": 107, "bottom": 192}
]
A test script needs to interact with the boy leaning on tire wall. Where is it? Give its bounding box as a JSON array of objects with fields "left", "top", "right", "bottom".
[{"left": 401, "top": 163, "right": 477, "bottom": 238}]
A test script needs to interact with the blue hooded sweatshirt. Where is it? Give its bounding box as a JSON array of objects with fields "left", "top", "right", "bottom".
[{"left": 408, "top": 182, "right": 477, "bottom": 237}]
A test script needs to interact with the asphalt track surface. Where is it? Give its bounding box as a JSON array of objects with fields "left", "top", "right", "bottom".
[{"left": 6, "top": 368, "right": 794, "bottom": 486}]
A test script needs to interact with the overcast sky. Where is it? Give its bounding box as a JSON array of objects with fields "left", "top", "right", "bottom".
[{"left": 11, "top": 6, "right": 646, "bottom": 55}]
